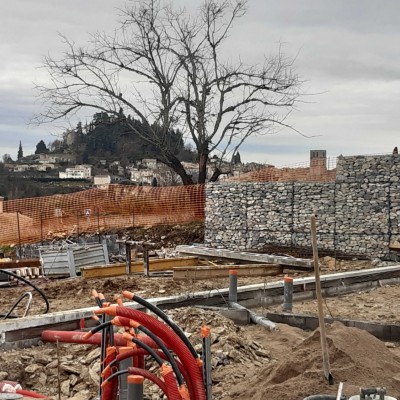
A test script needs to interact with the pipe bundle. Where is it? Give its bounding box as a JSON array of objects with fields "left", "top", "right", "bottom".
[{"left": 42, "top": 289, "right": 208, "bottom": 400}]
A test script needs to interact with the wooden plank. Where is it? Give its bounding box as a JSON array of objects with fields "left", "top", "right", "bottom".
[
  {"left": 173, "top": 263, "right": 283, "bottom": 280},
  {"left": 81, "top": 256, "right": 200, "bottom": 278},
  {"left": 175, "top": 245, "right": 313, "bottom": 270},
  {"left": 0, "top": 259, "right": 41, "bottom": 269}
]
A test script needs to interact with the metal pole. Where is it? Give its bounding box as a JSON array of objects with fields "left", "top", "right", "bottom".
[
  {"left": 97, "top": 208, "right": 100, "bottom": 244},
  {"left": 132, "top": 206, "right": 135, "bottom": 237},
  {"left": 228, "top": 269, "right": 238, "bottom": 303},
  {"left": 127, "top": 375, "right": 144, "bottom": 400},
  {"left": 76, "top": 212, "right": 80, "bottom": 237},
  {"left": 40, "top": 214, "right": 43, "bottom": 245},
  {"left": 119, "top": 347, "right": 133, "bottom": 400},
  {"left": 125, "top": 243, "right": 131, "bottom": 275},
  {"left": 283, "top": 276, "right": 293, "bottom": 313},
  {"left": 201, "top": 326, "right": 212, "bottom": 400},
  {"left": 143, "top": 247, "right": 149, "bottom": 277},
  {"left": 16, "top": 211, "right": 22, "bottom": 260}
]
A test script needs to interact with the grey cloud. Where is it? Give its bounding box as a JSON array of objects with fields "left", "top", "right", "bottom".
[{"left": 1, "top": 0, "right": 400, "bottom": 165}]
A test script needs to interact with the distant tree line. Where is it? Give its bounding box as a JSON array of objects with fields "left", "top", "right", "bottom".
[
  {"left": 62, "top": 112, "right": 197, "bottom": 166},
  {"left": 0, "top": 112, "right": 198, "bottom": 200}
]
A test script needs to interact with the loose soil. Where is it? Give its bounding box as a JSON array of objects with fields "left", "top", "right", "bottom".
[{"left": 0, "top": 224, "right": 399, "bottom": 399}]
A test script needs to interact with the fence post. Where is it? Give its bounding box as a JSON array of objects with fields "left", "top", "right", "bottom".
[
  {"left": 97, "top": 208, "right": 100, "bottom": 244},
  {"left": 132, "top": 206, "right": 135, "bottom": 238},
  {"left": 16, "top": 211, "right": 22, "bottom": 259},
  {"left": 40, "top": 214, "right": 44, "bottom": 245}
]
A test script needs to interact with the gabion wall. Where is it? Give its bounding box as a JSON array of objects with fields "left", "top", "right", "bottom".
[{"left": 205, "top": 155, "right": 400, "bottom": 259}]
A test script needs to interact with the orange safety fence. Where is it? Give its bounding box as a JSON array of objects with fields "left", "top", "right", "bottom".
[
  {"left": 0, "top": 157, "right": 341, "bottom": 247},
  {"left": 1, "top": 184, "right": 205, "bottom": 246}
]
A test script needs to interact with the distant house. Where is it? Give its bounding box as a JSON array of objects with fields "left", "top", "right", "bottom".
[
  {"left": 94, "top": 175, "right": 111, "bottom": 186},
  {"left": 13, "top": 164, "right": 30, "bottom": 172},
  {"left": 141, "top": 159, "right": 158, "bottom": 169},
  {"left": 130, "top": 169, "right": 154, "bottom": 185},
  {"left": 59, "top": 165, "right": 92, "bottom": 179},
  {"left": 39, "top": 153, "right": 76, "bottom": 164},
  {"left": 34, "top": 163, "right": 55, "bottom": 172}
]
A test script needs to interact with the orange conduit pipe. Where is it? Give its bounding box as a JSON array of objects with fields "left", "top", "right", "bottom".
[
  {"left": 96, "top": 306, "right": 205, "bottom": 400},
  {"left": 104, "top": 346, "right": 195, "bottom": 400},
  {"left": 41, "top": 331, "right": 127, "bottom": 346},
  {"left": 95, "top": 313, "right": 192, "bottom": 400},
  {"left": 123, "top": 331, "right": 187, "bottom": 400},
  {"left": 122, "top": 291, "right": 199, "bottom": 359},
  {"left": 102, "top": 367, "right": 167, "bottom": 398},
  {"left": 109, "top": 316, "right": 194, "bottom": 400},
  {"left": 113, "top": 316, "right": 185, "bottom": 389},
  {"left": 101, "top": 342, "right": 181, "bottom": 400},
  {"left": 101, "top": 347, "right": 118, "bottom": 400},
  {"left": 41, "top": 330, "right": 158, "bottom": 348},
  {"left": 16, "top": 389, "right": 48, "bottom": 398}
]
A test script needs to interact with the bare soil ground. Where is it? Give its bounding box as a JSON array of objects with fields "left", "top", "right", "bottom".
[{"left": 0, "top": 224, "right": 399, "bottom": 399}]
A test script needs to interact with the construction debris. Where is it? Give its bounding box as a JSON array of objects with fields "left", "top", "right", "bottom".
[
  {"left": 173, "top": 263, "right": 283, "bottom": 280},
  {"left": 175, "top": 245, "right": 314, "bottom": 270}
]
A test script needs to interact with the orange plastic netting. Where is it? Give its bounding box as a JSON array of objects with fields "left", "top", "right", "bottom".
[
  {"left": 1, "top": 184, "right": 205, "bottom": 245},
  {"left": 0, "top": 158, "right": 338, "bottom": 246},
  {"left": 226, "top": 157, "right": 337, "bottom": 183}
]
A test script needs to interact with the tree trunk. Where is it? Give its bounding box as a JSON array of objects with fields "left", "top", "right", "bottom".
[
  {"left": 209, "top": 167, "right": 222, "bottom": 182},
  {"left": 198, "top": 151, "right": 209, "bottom": 184},
  {"left": 163, "top": 155, "right": 194, "bottom": 186}
]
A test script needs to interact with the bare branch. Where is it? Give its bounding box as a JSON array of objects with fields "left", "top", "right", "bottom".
[{"left": 34, "top": 0, "right": 304, "bottom": 185}]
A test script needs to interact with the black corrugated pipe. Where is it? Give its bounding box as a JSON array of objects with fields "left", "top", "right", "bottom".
[
  {"left": 0, "top": 269, "right": 49, "bottom": 315},
  {"left": 122, "top": 291, "right": 199, "bottom": 359}
]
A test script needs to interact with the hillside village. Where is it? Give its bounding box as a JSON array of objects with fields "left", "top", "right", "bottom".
[{"left": 4, "top": 150, "right": 264, "bottom": 188}]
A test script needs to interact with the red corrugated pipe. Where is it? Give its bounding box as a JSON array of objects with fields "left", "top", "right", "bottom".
[
  {"left": 95, "top": 305, "right": 206, "bottom": 400},
  {"left": 16, "top": 389, "right": 48, "bottom": 398}
]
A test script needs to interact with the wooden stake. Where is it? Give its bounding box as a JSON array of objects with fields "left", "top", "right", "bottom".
[
  {"left": 310, "top": 214, "right": 334, "bottom": 385},
  {"left": 56, "top": 339, "right": 61, "bottom": 400}
]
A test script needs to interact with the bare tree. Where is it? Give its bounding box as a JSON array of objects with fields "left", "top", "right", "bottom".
[{"left": 34, "top": 0, "right": 302, "bottom": 185}]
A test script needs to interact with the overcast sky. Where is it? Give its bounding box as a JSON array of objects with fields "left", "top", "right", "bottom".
[{"left": 1, "top": 0, "right": 399, "bottom": 167}]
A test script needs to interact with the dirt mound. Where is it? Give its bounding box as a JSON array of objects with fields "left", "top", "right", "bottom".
[{"left": 228, "top": 321, "right": 400, "bottom": 400}]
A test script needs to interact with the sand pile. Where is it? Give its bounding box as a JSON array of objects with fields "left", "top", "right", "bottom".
[{"left": 228, "top": 321, "right": 400, "bottom": 400}]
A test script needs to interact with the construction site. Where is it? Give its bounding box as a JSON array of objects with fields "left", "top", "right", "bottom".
[{"left": 0, "top": 152, "right": 400, "bottom": 400}]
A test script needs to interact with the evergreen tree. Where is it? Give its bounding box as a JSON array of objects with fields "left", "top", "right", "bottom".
[
  {"left": 17, "top": 141, "right": 23, "bottom": 160},
  {"left": 35, "top": 140, "right": 48, "bottom": 154},
  {"left": 232, "top": 152, "right": 241, "bottom": 164}
]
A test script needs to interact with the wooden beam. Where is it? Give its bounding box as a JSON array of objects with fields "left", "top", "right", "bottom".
[
  {"left": 175, "top": 245, "right": 313, "bottom": 270},
  {"left": 80, "top": 256, "right": 200, "bottom": 279},
  {"left": 173, "top": 263, "right": 283, "bottom": 280},
  {"left": 0, "top": 259, "right": 41, "bottom": 269}
]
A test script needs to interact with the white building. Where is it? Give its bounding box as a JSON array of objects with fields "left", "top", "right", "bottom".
[
  {"left": 13, "top": 164, "right": 30, "bottom": 172},
  {"left": 130, "top": 169, "right": 155, "bottom": 185},
  {"left": 141, "top": 159, "right": 158, "bottom": 169},
  {"left": 59, "top": 165, "right": 92, "bottom": 179},
  {"left": 34, "top": 163, "right": 55, "bottom": 172},
  {"left": 39, "top": 153, "right": 76, "bottom": 164},
  {"left": 94, "top": 175, "right": 111, "bottom": 186}
]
